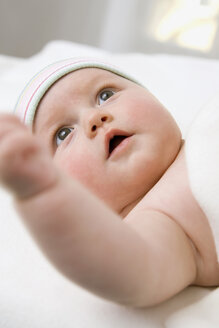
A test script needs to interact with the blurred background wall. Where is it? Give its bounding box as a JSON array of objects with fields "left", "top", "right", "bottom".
[{"left": 1, "top": 0, "right": 219, "bottom": 58}]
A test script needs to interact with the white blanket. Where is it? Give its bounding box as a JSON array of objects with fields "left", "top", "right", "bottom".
[
  {"left": 186, "top": 95, "right": 219, "bottom": 260},
  {"left": 0, "top": 40, "right": 218, "bottom": 328}
]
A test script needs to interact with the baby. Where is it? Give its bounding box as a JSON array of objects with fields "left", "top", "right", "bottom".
[{"left": 0, "top": 58, "right": 218, "bottom": 307}]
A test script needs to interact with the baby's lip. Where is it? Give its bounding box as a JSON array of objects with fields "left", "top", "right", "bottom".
[{"left": 105, "top": 129, "right": 132, "bottom": 158}]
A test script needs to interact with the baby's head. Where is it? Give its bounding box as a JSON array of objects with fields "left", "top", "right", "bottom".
[{"left": 15, "top": 58, "right": 182, "bottom": 214}]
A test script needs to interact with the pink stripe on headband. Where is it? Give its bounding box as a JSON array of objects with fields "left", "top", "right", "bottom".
[{"left": 23, "top": 60, "right": 89, "bottom": 122}]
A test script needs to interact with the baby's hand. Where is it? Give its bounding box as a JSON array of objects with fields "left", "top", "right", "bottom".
[{"left": 0, "top": 114, "right": 57, "bottom": 199}]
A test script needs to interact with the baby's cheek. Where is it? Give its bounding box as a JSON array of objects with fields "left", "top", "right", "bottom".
[
  {"left": 126, "top": 95, "right": 164, "bottom": 126},
  {"left": 54, "top": 151, "right": 99, "bottom": 188},
  {"left": 124, "top": 98, "right": 149, "bottom": 124}
]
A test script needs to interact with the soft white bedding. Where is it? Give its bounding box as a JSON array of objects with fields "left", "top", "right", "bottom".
[
  {"left": 186, "top": 94, "right": 219, "bottom": 261},
  {"left": 0, "top": 40, "right": 218, "bottom": 328}
]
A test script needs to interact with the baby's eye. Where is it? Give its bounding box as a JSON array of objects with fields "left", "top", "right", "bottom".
[
  {"left": 55, "top": 127, "right": 74, "bottom": 146},
  {"left": 98, "top": 89, "right": 115, "bottom": 105}
]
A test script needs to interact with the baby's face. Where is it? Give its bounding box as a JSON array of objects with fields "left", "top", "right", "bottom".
[{"left": 34, "top": 68, "right": 181, "bottom": 214}]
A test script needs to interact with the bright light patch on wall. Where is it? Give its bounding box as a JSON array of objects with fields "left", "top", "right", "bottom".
[
  {"left": 176, "top": 20, "right": 217, "bottom": 51},
  {"left": 152, "top": 0, "right": 219, "bottom": 52}
]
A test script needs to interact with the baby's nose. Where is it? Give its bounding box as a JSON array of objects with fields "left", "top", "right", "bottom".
[{"left": 85, "top": 110, "right": 113, "bottom": 138}]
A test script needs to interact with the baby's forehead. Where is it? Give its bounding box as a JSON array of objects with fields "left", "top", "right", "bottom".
[
  {"left": 40, "top": 68, "right": 125, "bottom": 102},
  {"left": 33, "top": 68, "right": 125, "bottom": 130},
  {"left": 14, "top": 58, "right": 142, "bottom": 127},
  {"left": 50, "top": 67, "right": 129, "bottom": 90},
  {"left": 64, "top": 66, "right": 121, "bottom": 81}
]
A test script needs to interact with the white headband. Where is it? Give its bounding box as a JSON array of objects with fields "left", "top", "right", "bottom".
[{"left": 14, "top": 57, "right": 141, "bottom": 126}]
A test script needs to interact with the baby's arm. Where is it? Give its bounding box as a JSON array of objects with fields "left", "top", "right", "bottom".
[{"left": 0, "top": 114, "right": 197, "bottom": 307}]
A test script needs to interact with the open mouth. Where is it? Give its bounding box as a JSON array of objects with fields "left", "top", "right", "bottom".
[
  {"left": 107, "top": 134, "right": 130, "bottom": 158},
  {"left": 105, "top": 129, "right": 132, "bottom": 159}
]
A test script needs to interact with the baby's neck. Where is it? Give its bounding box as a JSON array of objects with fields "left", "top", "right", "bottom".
[
  {"left": 119, "top": 195, "right": 145, "bottom": 218},
  {"left": 120, "top": 139, "right": 185, "bottom": 219}
]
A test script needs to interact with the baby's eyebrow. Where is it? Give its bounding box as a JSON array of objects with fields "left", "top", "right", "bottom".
[{"left": 33, "top": 108, "right": 63, "bottom": 138}]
